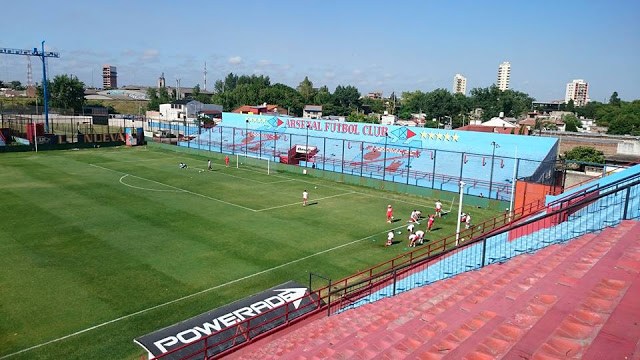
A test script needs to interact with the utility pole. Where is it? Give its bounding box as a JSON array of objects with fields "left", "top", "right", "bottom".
[{"left": 203, "top": 61, "right": 207, "bottom": 91}]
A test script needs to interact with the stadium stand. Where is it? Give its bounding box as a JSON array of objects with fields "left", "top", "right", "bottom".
[
  {"left": 235, "top": 220, "right": 640, "bottom": 359},
  {"left": 149, "top": 113, "right": 558, "bottom": 199}
]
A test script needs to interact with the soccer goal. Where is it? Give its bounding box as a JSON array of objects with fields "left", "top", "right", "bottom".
[{"left": 236, "top": 153, "right": 271, "bottom": 175}]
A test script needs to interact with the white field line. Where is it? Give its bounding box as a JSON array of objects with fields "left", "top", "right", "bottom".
[
  {"left": 0, "top": 223, "right": 407, "bottom": 359},
  {"left": 256, "top": 191, "right": 356, "bottom": 212},
  {"left": 104, "top": 155, "right": 282, "bottom": 185},
  {"left": 118, "top": 175, "right": 183, "bottom": 193},
  {"left": 89, "top": 164, "right": 258, "bottom": 212}
]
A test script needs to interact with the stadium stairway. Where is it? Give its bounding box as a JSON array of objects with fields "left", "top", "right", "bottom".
[{"left": 233, "top": 220, "right": 640, "bottom": 359}]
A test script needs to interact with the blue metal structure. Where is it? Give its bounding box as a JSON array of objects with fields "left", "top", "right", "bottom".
[{"left": 0, "top": 42, "right": 60, "bottom": 133}]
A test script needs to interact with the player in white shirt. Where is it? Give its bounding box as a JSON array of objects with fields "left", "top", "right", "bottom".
[
  {"left": 415, "top": 230, "right": 425, "bottom": 245},
  {"left": 408, "top": 233, "right": 418, "bottom": 247},
  {"left": 386, "top": 231, "right": 394, "bottom": 246},
  {"left": 435, "top": 200, "right": 443, "bottom": 217},
  {"left": 410, "top": 210, "right": 420, "bottom": 224},
  {"left": 465, "top": 213, "right": 471, "bottom": 229},
  {"left": 302, "top": 190, "right": 309, "bottom": 206},
  {"left": 407, "top": 223, "right": 415, "bottom": 234}
]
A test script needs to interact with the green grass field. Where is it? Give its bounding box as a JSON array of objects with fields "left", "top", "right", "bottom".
[{"left": 0, "top": 146, "right": 501, "bottom": 359}]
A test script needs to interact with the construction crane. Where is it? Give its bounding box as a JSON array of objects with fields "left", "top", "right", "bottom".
[{"left": 0, "top": 41, "right": 60, "bottom": 133}]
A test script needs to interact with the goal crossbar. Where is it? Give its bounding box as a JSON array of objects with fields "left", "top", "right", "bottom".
[{"left": 236, "top": 153, "right": 271, "bottom": 175}]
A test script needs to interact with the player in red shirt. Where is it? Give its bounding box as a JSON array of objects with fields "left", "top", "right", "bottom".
[
  {"left": 427, "top": 214, "right": 436, "bottom": 232},
  {"left": 225, "top": 155, "right": 230, "bottom": 167},
  {"left": 386, "top": 205, "right": 394, "bottom": 224}
]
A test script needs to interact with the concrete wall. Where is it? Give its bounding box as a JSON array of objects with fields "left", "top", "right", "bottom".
[{"left": 542, "top": 131, "right": 640, "bottom": 158}]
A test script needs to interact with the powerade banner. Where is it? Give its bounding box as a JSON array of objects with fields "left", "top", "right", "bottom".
[{"left": 134, "top": 281, "right": 321, "bottom": 359}]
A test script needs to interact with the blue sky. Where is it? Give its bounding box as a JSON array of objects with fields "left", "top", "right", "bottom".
[{"left": 1, "top": 0, "right": 638, "bottom": 101}]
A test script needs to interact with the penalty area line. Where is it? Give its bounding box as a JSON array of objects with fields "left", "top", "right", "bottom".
[
  {"left": 89, "top": 163, "right": 257, "bottom": 212},
  {"left": 0, "top": 223, "right": 407, "bottom": 359}
]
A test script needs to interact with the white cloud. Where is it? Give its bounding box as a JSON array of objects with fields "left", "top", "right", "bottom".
[
  {"left": 228, "top": 56, "right": 242, "bottom": 65},
  {"left": 141, "top": 49, "right": 159, "bottom": 61},
  {"left": 324, "top": 71, "right": 336, "bottom": 79},
  {"left": 257, "top": 59, "right": 271, "bottom": 67}
]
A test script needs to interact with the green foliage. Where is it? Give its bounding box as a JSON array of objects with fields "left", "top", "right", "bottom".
[
  {"left": 560, "top": 99, "right": 575, "bottom": 112},
  {"left": 398, "top": 107, "right": 413, "bottom": 120},
  {"left": 347, "top": 111, "right": 378, "bottom": 123},
  {"left": 563, "top": 114, "right": 582, "bottom": 132},
  {"left": 36, "top": 74, "right": 86, "bottom": 112},
  {"left": 607, "top": 101, "right": 640, "bottom": 135},
  {"left": 146, "top": 87, "right": 172, "bottom": 111},
  {"left": 469, "top": 85, "right": 534, "bottom": 121},
  {"left": 260, "top": 83, "right": 304, "bottom": 116},
  {"left": 10, "top": 80, "right": 25, "bottom": 90},
  {"left": 296, "top": 76, "right": 317, "bottom": 104},
  {"left": 361, "top": 97, "right": 385, "bottom": 114},
  {"left": 564, "top": 146, "right": 605, "bottom": 164},
  {"left": 609, "top": 91, "right": 621, "bottom": 107},
  {"left": 332, "top": 85, "right": 361, "bottom": 116}
]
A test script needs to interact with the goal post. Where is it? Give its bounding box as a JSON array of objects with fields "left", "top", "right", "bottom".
[{"left": 236, "top": 153, "right": 271, "bottom": 175}]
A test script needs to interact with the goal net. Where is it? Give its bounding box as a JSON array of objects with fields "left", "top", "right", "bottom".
[{"left": 236, "top": 153, "right": 271, "bottom": 175}]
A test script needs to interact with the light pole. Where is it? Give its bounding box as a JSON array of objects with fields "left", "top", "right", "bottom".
[
  {"left": 306, "top": 124, "right": 310, "bottom": 166},
  {"left": 508, "top": 146, "right": 518, "bottom": 220},
  {"left": 245, "top": 119, "right": 249, "bottom": 156},
  {"left": 382, "top": 133, "right": 389, "bottom": 181},
  {"left": 489, "top": 141, "right": 500, "bottom": 199},
  {"left": 455, "top": 181, "right": 466, "bottom": 246}
]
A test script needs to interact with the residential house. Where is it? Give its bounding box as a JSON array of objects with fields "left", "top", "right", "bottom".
[
  {"left": 232, "top": 103, "right": 288, "bottom": 115},
  {"left": 303, "top": 105, "right": 323, "bottom": 119}
]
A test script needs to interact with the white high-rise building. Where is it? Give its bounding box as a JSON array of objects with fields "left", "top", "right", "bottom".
[
  {"left": 496, "top": 61, "right": 511, "bottom": 91},
  {"left": 565, "top": 79, "right": 589, "bottom": 107},
  {"left": 452, "top": 74, "right": 467, "bottom": 95}
]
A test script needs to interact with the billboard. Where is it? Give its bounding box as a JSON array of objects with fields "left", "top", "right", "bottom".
[{"left": 134, "top": 281, "right": 321, "bottom": 359}]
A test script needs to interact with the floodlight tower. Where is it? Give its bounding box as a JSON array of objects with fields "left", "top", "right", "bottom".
[{"left": 0, "top": 41, "right": 60, "bottom": 132}]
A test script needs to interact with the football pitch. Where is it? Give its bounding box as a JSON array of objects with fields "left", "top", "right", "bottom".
[{"left": 0, "top": 146, "right": 502, "bottom": 359}]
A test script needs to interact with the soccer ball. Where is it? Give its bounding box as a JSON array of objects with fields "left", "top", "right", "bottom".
[
  {"left": 397, "top": 231, "right": 402, "bottom": 234},
  {"left": 314, "top": 186, "right": 317, "bottom": 189}
]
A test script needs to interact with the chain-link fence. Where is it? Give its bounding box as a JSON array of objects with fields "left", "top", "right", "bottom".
[{"left": 147, "top": 121, "right": 560, "bottom": 201}]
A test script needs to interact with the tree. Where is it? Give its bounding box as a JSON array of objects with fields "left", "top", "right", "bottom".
[
  {"left": 10, "top": 81, "right": 25, "bottom": 90},
  {"left": 468, "top": 85, "right": 534, "bottom": 121},
  {"left": 313, "top": 86, "right": 334, "bottom": 115},
  {"left": 347, "top": 111, "right": 378, "bottom": 123},
  {"left": 564, "top": 146, "right": 605, "bottom": 164},
  {"left": 36, "top": 74, "right": 85, "bottom": 112},
  {"left": 565, "top": 99, "right": 575, "bottom": 113},
  {"left": 563, "top": 114, "right": 582, "bottom": 132},
  {"left": 332, "top": 85, "right": 361, "bottom": 116},
  {"left": 260, "top": 83, "right": 303, "bottom": 116},
  {"left": 609, "top": 91, "right": 621, "bottom": 107},
  {"left": 297, "top": 76, "right": 317, "bottom": 104},
  {"left": 398, "top": 107, "right": 413, "bottom": 120},
  {"left": 361, "top": 97, "right": 385, "bottom": 114},
  {"left": 213, "top": 79, "right": 225, "bottom": 94},
  {"left": 146, "top": 88, "right": 160, "bottom": 111},
  {"left": 222, "top": 73, "right": 238, "bottom": 92}
]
